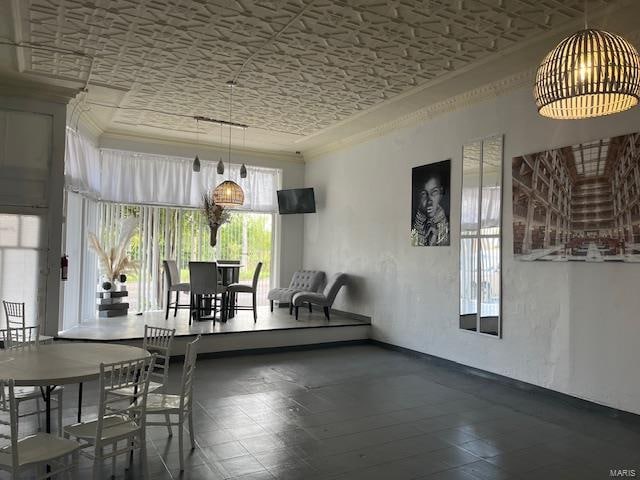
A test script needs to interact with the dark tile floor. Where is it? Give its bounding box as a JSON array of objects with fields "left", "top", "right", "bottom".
[{"left": 14, "top": 345, "right": 640, "bottom": 479}]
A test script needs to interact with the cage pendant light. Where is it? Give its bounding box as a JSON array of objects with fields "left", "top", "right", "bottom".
[
  {"left": 534, "top": 28, "right": 640, "bottom": 119},
  {"left": 213, "top": 81, "right": 245, "bottom": 207}
]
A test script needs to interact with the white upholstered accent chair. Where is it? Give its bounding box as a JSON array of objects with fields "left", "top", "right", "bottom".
[
  {"left": 64, "top": 355, "right": 156, "bottom": 480},
  {"left": 292, "top": 273, "right": 348, "bottom": 321},
  {"left": 267, "top": 270, "right": 325, "bottom": 314},
  {"left": 0, "top": 379, "right": 80, "bottom": 479}
]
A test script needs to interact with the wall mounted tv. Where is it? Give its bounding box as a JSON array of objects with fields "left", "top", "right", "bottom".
[{"left": 277, "top": 188, "right": 316, "bottom": 214}]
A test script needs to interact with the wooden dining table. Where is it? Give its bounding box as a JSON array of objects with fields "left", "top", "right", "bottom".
[{"left": 0, "top": 343, "right": 149, "bottom": 433}]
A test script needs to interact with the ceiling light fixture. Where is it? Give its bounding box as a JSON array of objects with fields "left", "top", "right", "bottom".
[
  {"left": 213, "top": 81, "right": 245, "bottom": 207},
  {"left": 193, "top": 118, "right": 201, "bottom": 172},
  {"left": 534, "top": 3, "right": 640, "bottom": 119}
]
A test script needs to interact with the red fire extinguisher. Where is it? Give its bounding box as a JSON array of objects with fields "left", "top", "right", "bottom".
[{"left": 61, "top": 255, "right": 68, "bottom": 281}]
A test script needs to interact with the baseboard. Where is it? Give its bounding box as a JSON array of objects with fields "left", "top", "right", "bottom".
[{"left": 369, "top": 339, "right": 640, "bottom": 426}]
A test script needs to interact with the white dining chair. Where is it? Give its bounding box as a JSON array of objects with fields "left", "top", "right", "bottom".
[
  {"left": 64, "top": 355, "right": 156, "bottom": 480},
  {"left": 0, "top": 327, "right": 64, "bottom": 435},
  {"left": 2, "top": 301, "right": 54, "bottom": 343},
  {"left": 133, "top": 336, "right": 200, "bottom": 471},
  {"left": 0, "top": 378, "right": 80, "bottom": 479},
  {"left": 112, "top": 325, "right": 176, "bottom": 436}
]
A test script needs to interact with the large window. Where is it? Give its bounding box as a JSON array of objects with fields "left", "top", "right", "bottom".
[
  {"left": 460, "top": 136, "right": 503, "bottom": 336},
  {"left": 98, "top": 203, "right": 273, "bottom": 313},
  {"left": 0, "top": 213, "right": 45, "bottom": 327}
]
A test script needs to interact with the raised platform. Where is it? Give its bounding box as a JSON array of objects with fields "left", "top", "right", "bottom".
[{"left": 57, "top": 306, "right": 371, "bottom": 355}]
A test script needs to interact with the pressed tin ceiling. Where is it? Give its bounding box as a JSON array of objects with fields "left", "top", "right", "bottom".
[{"left": 2, "top": 0, "right": 633, "bottom": 151}]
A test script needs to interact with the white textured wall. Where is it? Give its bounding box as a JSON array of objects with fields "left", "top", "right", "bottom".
[{"left": 303, "top": 86, "right": 640, "bottom": 415}]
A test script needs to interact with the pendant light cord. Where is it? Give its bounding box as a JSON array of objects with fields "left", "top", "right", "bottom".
[
  {"left": 228, "top": 84, "right": 233, "bottom": 173},
  {"left": 584, "top": 0, "right": 588, "bottom": 29}
]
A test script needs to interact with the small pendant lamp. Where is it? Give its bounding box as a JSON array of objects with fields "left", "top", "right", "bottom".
[
  {"left": 534, "top": 4, "right": 640, "bottom": 119},
  {"left": 213, "top": 81, "right": 244, "bottom": 207},
  {"left": 192, "top": 119, "right": 201, "bottom": 172}
]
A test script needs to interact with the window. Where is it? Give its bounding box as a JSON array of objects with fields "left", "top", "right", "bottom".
[
  {"left": 97, "top": 203, "right": 273, "bottom": 313},
  {"left": 460, "top": 135, "right": 503, "bottom": 336},
  {"left": 0, "top": 213, "right": 45, "bottom": 326}
]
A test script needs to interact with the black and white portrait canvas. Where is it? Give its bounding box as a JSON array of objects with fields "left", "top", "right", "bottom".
[{"left": 411, "top": 160, "right": 451, "bottom": 246}]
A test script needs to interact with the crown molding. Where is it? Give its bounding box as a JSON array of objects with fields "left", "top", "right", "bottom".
[
  {"left": 303, "top": 68, "right": 535, "bottom": 161},
  {"left": 99, "top": 130, "right": 304, "bottom": 164},
  {"left": 0, "top": 74, "right": 81, "bottom": 104}
]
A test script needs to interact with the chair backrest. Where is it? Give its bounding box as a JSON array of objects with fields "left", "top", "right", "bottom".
[
  {"left": 2, "top": 301, "right": 25, "bottom": 329},
  {"left": 251, "top": 262, "right": 263, "bottom": 290},
  {"left": 95, "top": 355, "right": 156, "bottom": 451},
  {"left": 0, "top": 379, "right": 19, "bottom": 469},
  {"left": 288, "top": 270, "right": 325, "bottom": 292},
  {"left": 143, "top": 325, "right": 176, "bottom": 388},
  {"left": 163, "top": 260, "right": 180, "bottom": 288},
  {"left": 189, "top": 262, "right": 220, "bottom": 295},
  {"left": 323, "top": 273, "right": 348, "bottom": 304},
  {"left": 179, "top": 336, "right": 200, "bottom": 410},
  {"left": 0, "top": 326, "right": 40, "bottom": 350}
]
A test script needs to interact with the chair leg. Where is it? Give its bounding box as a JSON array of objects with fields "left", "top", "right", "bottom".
[
  {"left": 270, "top": 300, "right": 273, "bottom": 312},
  {"left": 165, "top": 290, "right": 171, "bottom": 320},
  {"left": 295, "top": 306, "right": 299, "bottom": 320},
  {"left": 188, "top": 409, "right": 195, "bottom": 449},
  {"left": 57, "top": 389, "right": 63, "bottom": 437},
  {"left": 165, "top": 413, "right": 173, "bottom": 437},
  {"left": 189, "top": 294, "right": 193, "bottom": 326},
  {"left": 323, "top": 307, "right": 330, "bottom": 321},
  {"left": 289, "top": 303, "right": 293, "bottom": 315},
  {"left": 308, "top": 302, "right": 312, "bottom": 313},
  {"left": 111, "top": 441, "right": 117, "bottom": 478},
  {"left": 93, "top": 447, "right": 102, "bottom": 480},
  {"left": 178, "top": 413, "right": 185, "bottom": 471},
  {"left": 174, "top": 291, "right": 179, "bottom": 317},
  {"left": 252, "top": 292, "right": 257, "bottom": 323}
]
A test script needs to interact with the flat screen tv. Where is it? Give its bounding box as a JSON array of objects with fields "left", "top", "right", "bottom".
[{"left": 277, "top": 188, "right": 316, "bottom": 214}]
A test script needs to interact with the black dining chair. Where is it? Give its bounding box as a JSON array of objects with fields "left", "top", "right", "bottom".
[
  {"left": 188, "top": 262, "right": 227, "bottom": 324},
  {"left": 226, "top": 262, "right": 263, "bottom": 322}
]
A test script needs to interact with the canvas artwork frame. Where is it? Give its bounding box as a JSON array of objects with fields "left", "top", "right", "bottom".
[
  {"left": 512, "top": 131, "right": 640, "bottom": 262},
  {"left": 411, "top": 159, "right": 451, "bottom": 247}
]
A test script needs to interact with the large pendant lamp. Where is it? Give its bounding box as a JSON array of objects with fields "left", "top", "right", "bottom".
[
  {"left": 534, "top": 25, "right": 640, "bottom": 119},
  {"left": 213, "top": 81, "right": 245, "bottom": 207}
]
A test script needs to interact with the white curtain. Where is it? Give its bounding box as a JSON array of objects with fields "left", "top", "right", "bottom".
[
  {"left": 100, "top": 149, "right": 279, "bottom": 212},
  {"left": 64, "top": 132, "right": 281, "bottom": 212},
  {"left": 461, "top": 186, "right": 502, "bottom": 230},
  {"left": 64, "top": 128, "right": 101, "bottom": 198}
]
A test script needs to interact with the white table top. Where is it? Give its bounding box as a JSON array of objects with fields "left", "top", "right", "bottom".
[{"left": 0, "top": 343, "right": 149, "bottom": 386}]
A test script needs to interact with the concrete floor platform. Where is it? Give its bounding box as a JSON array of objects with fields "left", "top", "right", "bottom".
[{"left": 57, "top": 307, "right": 371, "bottom": 355}]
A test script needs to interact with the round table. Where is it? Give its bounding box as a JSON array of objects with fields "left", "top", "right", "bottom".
[{"left": 0, "top": 343, "right": 149, "bottom": 432}]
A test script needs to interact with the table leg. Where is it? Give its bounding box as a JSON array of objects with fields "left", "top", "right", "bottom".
[
  {"left": 228, "top": 292, "right": 235, "bottom": 319},
  {"left": 45, "top": 386, "right": 52, "bottom": 434},
  {"left": 77, "top": 382, "right": 83, "bottom": 423}
]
